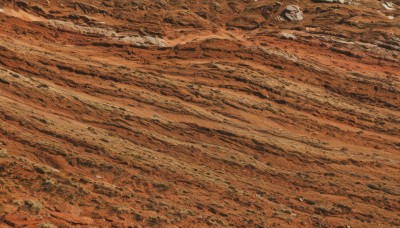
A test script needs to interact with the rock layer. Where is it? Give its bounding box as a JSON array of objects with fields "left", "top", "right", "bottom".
[{"left": 0, "top": 0, "right": 399, "bottom": 227}]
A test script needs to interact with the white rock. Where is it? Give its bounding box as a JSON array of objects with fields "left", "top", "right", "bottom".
[
  {"left": 383, "top": 2, "right": 396, "bottom": 10},
  {"left": 278, "top": 32, "right": 297, "bottom": 40}
]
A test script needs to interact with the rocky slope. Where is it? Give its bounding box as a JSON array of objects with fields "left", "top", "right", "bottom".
[{"left": 0, "top": 0, "right": 399, "bottom": 227}]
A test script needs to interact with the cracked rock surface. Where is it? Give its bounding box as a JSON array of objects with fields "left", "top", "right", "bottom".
[{"left": 0, "top": 0, "right": 399, "bottom": 227}]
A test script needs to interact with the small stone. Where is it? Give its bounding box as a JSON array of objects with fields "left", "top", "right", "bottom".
[
  {"left": 312, "top": 0, "right": 351, "bottom": 4},
  {"left": 24, "top": 200, "right": 43, "bottom": 214},
  {"left": 39, "top": 224, "right": 57, "bottom": 228},
  {"left": 382, "top": 2, "right": 396, "bottom": 10},
  {"left": 278, "top": 32, "right": 297, "bottom": 40},
  {"left": 35, "top": 166, "right": 46, "bottom": 174},
  {"left": 0, "top": 149, "right": 8, "bottom": 158}
]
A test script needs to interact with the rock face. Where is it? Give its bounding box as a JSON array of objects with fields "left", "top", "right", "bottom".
[{"left": 0, "top": 0, "right": 399, "bottom": 227}]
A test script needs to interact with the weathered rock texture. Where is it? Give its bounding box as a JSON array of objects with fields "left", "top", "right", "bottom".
[{"left": 0, "top": 0, "right": 399, "bottom": 227}]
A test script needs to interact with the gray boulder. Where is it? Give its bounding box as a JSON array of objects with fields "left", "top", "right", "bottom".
[{"left": 281, "top": 5, "right": 304, "bottom": 22}]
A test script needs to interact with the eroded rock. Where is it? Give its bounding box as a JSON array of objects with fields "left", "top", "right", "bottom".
[
  {"left": 281, "top": 5, "right": 304, "bottom": 22},
  {"left": 312, "top": 0, "right": 352, "bottom": 4}
]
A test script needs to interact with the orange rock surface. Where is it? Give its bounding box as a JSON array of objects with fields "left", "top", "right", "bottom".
[{"left": 0, "top": 0, "right": 399, "bottom": 227}]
